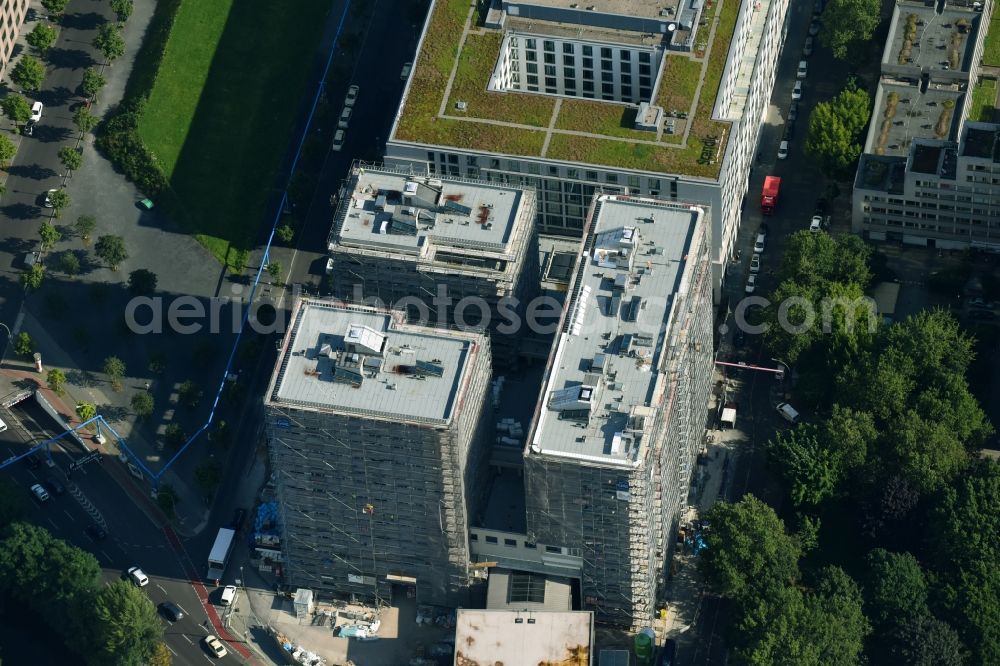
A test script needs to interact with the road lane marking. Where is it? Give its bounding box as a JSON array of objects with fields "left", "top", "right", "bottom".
[
  {"left": 100, "top": 550, "right": 112, "bottom": 562},
  {"left": 47, "top": 518, "right": 58, "bottom": 529},
  {"left": 157, "top": 584, "right": 168, "bottom": 594},
  {"left": 181, "top": 634, "right": 193, "bottom": 644},
  {"left": 176, "top": 603, "right": 189, "bottom": 615},
  {"left": 63, "top": 509, "right": 75, "bottom": 522},
  {"left": 202, "top": 654, "right": 215, "bottom": 665},
  {"left": 165, "top": 643, "right": 177, "bottom": 656}
]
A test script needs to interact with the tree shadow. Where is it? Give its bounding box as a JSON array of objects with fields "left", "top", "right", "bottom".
[
  {"left": 7, "top": 163, "right": 58, "bottom": 180},
  {"left": 61, "top": 11, "right": 105, "bottom": 31},
  {"left": 1, "top": 202, "right": 42, "bottom": 220},
  {"left": 44, "top": 47, "right": 94, "bottom": 71},
  {"left": 96, "top": 404, "right": 129, "bottom": 423},
  {"left": 65, "top": 368, "right": 98, "bottom": 388},
  {"left": 31, "top": 124, "right": 74, "bottom": 144},
  {"left": 39, "top": 85, "right": 77, "bottom": 108}
]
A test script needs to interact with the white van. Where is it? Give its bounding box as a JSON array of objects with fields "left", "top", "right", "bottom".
[
  {"left": 754, "top": 233, "right": 766, "bottom": 253},
  {"left": 776, "top": 402, "right": 800, "bottom": 424}
]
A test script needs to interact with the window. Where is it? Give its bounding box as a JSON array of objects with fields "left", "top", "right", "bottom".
[
  {"left": 545, "top": 545, "right": 562, "bottom": 554},
  {"left": 563, "top": 43, "right": 574, "bottom": 54},
  {"left": 582, "top": 45, "right": 593, "bottom": 56},
  {"left": 602, "top": 71, "right": 614, "bottom": 82},
  {"left": 583, "top": 69, "right": 593, "bottom": 80},
  {"left": 466, "top": 155, "right": 478, "bottom": 166},
  {"left": 620, "top": 62, "right": 631, "bottom": 74},
  {"left": 504, "top": 538, "right": 517, "bottom": 547},
  {"left": 565, "top": 67, "right": 576, "bottom": 79},
  {"left": 628, "top": 175, "right": 640, "bottom": 188},
  {"left": 548, "top": 166, "right": 560, "bottom": 176},
  {"left": 606, "top": 173, "right": 619, "bottom": 184},
  {"left": 526, "top": 38, "right": 536, "bottom": 49},
  {"left": 621, "top": 74, "right": 632, "bottom": 85},
  {"left": 527, "top": 75, "right": 538, "bottom": 85},
  {"left": 601, "top": 59, "right": 613, "bottom": 71},
  {"left": 545, "top": 77, "right": 557, "bottom": 88},
  {"left": 527, "top": 63, "right": 538, "bottom": 74},
  {"left": 639, "top": 51, "right": 651, "bottom": 63},
  {"left": 543, "top": 40, "right": 555, "bottom": 52},
  {"left": 582, "top": 57, "right": 593, "bottom": 69},
  {"left": 544, "top": 52, "right": 555, "bottom": 64},
  {"left": 582, "top": 80, "right": 594, "bottom": 92},
  {"left": 485, "top": 535, "right": 498, "bottom": 544},
  {"left": 524, "top": 541, "right": 537, "bottom": 549},
  {"left": 545, "top": 64, "right": 556, "bottom": 76},
  {"left": 601, "top": 47, "right": 612, "bottom": 58},
  {"left": 567, "top": 168, "right": 580, "bottom": 179},
  {"left": 508, "top": 573, "right": 545, "bottom": 603},
  {"left": 564, "top": 54, "right": 575, "bottom": 66},
  {"left": 602, "top": 83, "right": 614, "bottom": 95},
  {"left": 470, "top": 533, "right": 479, "bottom": 541},
  {"left": 526, "top": 50, "right": 537, "bottom": 62},
  {"left": 585, "top": 170, "right": 599, "bottom": 180},
  {"left": 621, "top": 85, "right": 632, "bottom": 98},
  {"left": 639, "top": 64, "right": 651, "bottom": 76}
]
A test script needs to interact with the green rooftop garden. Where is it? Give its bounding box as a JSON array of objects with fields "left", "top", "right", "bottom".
[
  {"left": 393, "top": 0, "right": 742, "bottom": 178},
  {"left": 983, "top": 17, "right": 1000, "bottom": 67},
  {"left": 970, "top": 77, "right": 997, "bottom": 122}
]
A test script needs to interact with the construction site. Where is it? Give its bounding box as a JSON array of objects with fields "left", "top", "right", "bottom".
[
  {"left": 262, "top": 299, "right": 494, "bottom": 607},
  {"left": 326, "top": 162, "right": 539, "bottom": 363},
  {"left": 522, "top": 195, "right": 715, "bottom": 626}
]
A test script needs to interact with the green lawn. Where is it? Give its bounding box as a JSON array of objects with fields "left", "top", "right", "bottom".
[
  {"left": 137, "top": 0, "right": 331, "bottom": 265},
  {"left": 970, "top": 77, "right": 998, "bottom": 122},
  {"left": 983, "top": 18, "right": 1000, "bottom": 67}
]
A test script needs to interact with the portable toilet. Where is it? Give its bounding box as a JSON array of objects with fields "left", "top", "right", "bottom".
[{"left": 635, "top": 628, "right": 656, "bottom": 666}]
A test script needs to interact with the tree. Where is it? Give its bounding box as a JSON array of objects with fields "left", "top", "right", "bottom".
[
  {"left": 73, "top": 106, "right": 99, "bottom": 134},
  {"left": 177, "top": 380, "right": 201, "bottom": 409},
  {"left": 820, "top": 0, "right": 881, "bottom": 61},
  {"left": 277, "top": 224, "right": 295, "bottom": 243},
  {"left": 39, "top": 220, "right": 61, "bottom": 250},
  {"left": 60, "top": 251, "right": 80, "bottom": 276},
  {"left": 880, "top": 614, "right": 967, "bottom": 666},
  {"left": 0, "top": 134, "right": 15, "bottom": 167},
  {"left": 110, "top": 0, "right": 134, "bottom": 22},
  {"left": 130, "top": 391, "right": 153, "bottom": 419},
  {"left": 149, "top": 641, "right": 172, "bottom": 666},
  {"left": 860, "top": 474, "right": 920, "bottom": 539},
  {"left": 47, "top": 188, "right": 70, "bottom": 218},
  {"left": 93, "top": 24, "right": 126, "bottom": 63},
  {"left": 20, "top": 263, "right": 44, "bottom": 290},
  {"left": 59, "top": 145, "right": 82, "bottom": 172},
  {"left": 806, "top": 101, "right": 863, "bottom": 178},
  {"left": 163, "top": 423, "right": 186, "bottom": 449},
  {"left": 14, "top": 331, "right": 33, "bottom": 357},
  {"left": 11, "top": 55, "right": 45, "bottom": 92},
  {"left": 768, "top": 425, "right": 840, "bottom": 507},
  {"left": 1, "top": 94, "right": 32, "bottom": 125},
  {"left": 194, "top": 459, "right": 222, "bottom": 498},
  {"left": 95, "top": 235, "right": 127, "bottom": 270},
  {"left": 76, "top": 402, "right": 97, "bottom": 422},
  {"left": 75, "top": 214, "right": 97, "bottom": 244},
  {"left": 41, "top": 0, "right": 69, "bottom": 14},
  {"left": 103, "top": 356, "right": 126, "bottom": 392},
  {"left": 930, "top": 460, "right": 1000, "bottom": 664},
  {"left": 863, "top": 548, "right": 928, "bottom": 627},
  {"left": 26, "top": 23, "right": 58, "bottom": 53},
  {"left": 92, "top": 580, "right": 164, "bottom": 665},
  {"left": 268, "top": 261, "right": 283, "bottom": 282},
  {"left": 126, "top": 268, "right": 157, "bottom": 296},
  {"left": 81, "top": 68, "right": 106, "bottom": 100},
  {"left": 46, "top": 368, "right": 66, "bottom": 395},
  {"left": 699, "top": 496, "right": 801, "bottom": 601}
]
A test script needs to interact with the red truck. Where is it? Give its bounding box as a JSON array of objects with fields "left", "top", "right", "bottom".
[{"left": 761, "top": 176, "right": 781, "bottom": 215}]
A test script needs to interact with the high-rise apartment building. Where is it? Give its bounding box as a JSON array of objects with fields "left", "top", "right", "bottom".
[
  {"left": 853, "top": 0, "right": 1000, "bottom": 248},
  {"left": 263, "top": 299, "right": 493, "bottom": 606},
  {"left": 327, "top": 162, "right": 539, "bottom": 362},
  {"left": 0, "top": 0, "right": 30, "bottom": 79},
  {"left": 386, "top": 0, "right": 790, "bottom": 297}
]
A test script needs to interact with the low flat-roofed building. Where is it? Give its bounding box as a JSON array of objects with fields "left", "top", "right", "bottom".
[
  {"left": 523, "top": 195, "right": 714, "bottom": 626},
  {"left": 453, "top": 609, "right": 594, "bottom": 666},
  {"left": 328, "top": 162, "right": 538, "bottom": 363},
  {"left": 263, "top": 299, "right": 493, "bottom": 606}
]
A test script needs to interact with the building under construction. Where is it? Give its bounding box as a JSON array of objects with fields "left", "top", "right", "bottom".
[
  {"left": 522, "top": 195, "right": 715, "bottom": 627},
  {"left": 263, "top": 298, "right": 493, "bottom": 607},
  {"left": 327, "top": 163, "right": 538, "bottom": 363}
]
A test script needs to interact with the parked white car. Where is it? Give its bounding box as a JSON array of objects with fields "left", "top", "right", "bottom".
[
  {"left": 750, "top": 254, "right": 761, "bottom": 274},
  {"left": 792, "top": 81, "right": 803, "bottom": 101},
  {"left": 344, "top": 85, "right": 359, "bottom": 107},
  {"left": 400, "top": 62, "right": 413, "bottom": 80},
  {"left": 331, "top": 129, "right": 346, "bottom": 151},
  {"left": 797, "top": 60, "right": 808, "bottom": 79},
  {"left": 809, "top": 215, "right": 823, "bottom": 232},
  {"left": 30, "top": 101, "right": 43, "bottom": 122},
  {"left": 777, "top": 140, "right": 789, "bottom": 160},
  {"left": 220, "top": 585, "right": 238, "bottom": 606},
  {"left": 338, "top": 107, "right": 352, "bottom": 129},
  {"left": 30, "top": 483, "right": 49, "bottom": 502},
  {"left": 127, "top": 566, "right": 149, "bottom": 587},
  {"left": 745, "top": 274, "right": 757, "bottom": 294}
]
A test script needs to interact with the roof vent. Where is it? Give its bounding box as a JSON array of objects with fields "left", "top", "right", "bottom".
[{"left": 455, "top": 101, "right": 468, "bottom": 111}]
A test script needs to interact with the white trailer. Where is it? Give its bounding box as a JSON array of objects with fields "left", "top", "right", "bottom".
[{"left": 207, "top": 527, "right": 236, "bottom": 582}]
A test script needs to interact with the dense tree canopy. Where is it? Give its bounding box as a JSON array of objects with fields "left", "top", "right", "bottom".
[
  {"left": 805, "top": 84, "right": 872, "bottom": 178},
  {"left": 93, "top": 580, "right": 164, "bottom": 666},
  {"left": 820, "top": 0, "right": 881, "bottom": 61},
  {"left": 863, "top": 548, "right": 928, "bottom": 627}
]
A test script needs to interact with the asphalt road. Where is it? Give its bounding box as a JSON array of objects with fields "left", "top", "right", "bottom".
[{"left": 1, "top": 400, "right": 241, "bottom": 664}]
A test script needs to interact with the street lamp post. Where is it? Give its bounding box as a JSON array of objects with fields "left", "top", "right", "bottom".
[{"left": 0, "top": 322, "right": 11, "bottom": 369}]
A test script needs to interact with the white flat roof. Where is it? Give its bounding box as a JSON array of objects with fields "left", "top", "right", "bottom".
[
  {"left": 331, "top": 166, "right": 525, "bottom": 257},
  {"left": 454, "top": 609, "right": 593, "bottom": 665},
  {"left": 267, "top": 299, "right": 482, "bottom": 425},
  {"left": 530, "top": 195, "right": 705, "bottom": 463}
]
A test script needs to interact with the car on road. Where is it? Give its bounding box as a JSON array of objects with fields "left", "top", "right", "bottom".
[
  {"left": 85, "top": 524, "right": 107, "bottom": 541},
  {"left": 810, "top": 215, "right": 823, "bottom": 232},
  {"left": 777, "top": 402, "right": 801, "bottom": 424},
  {"left": 754, "top": 233, "right": 766, "bottom": 253},
  {"left": 331, "top": 129, "right": 346, "bottom": 151},
  {"left": 30, "top": 101, "right": 43, "bottom": 122},
  {"left": 127, "top": 566, "right": 149, "bottom": 587},
  {"left": 797, "top": 60, "right": 808, "bottom": 79},
  {"left": 400, "top": 62, "right": 412, "bottom": 80},
  {"left": 43, "top": 188, "right": 57, "bottom": 208},
  {"left": 783, "top": 120, "right": 795, "bottom": 141},
  {"left": 30, "top": 483, "right": 49, "bottom": 502},
  {"left": 809, "top": 19, "right": 820, "bottom": 36},
  {"left": 750, "top": 253, "right": 761, "bottom": 273},
  {"left": 220, "top": 584, "right": 238, "bottom": 606},
  {"left": 803, "top": 36, "right": 814, "bottom": 56},
  {"left": 23, "top": 120, "right": 35, "bottom": 136},
  {"left": 159, "top": 601, "right": 184, "bottom": 622},
  {"left": 745, "top": 274, "right": 757, "bottom": 294},
  {"left": 791, "top": 81, "right": 803, "bottom": 101},
  {"left": 344, "top": 84, "right": 359, "bottom": 107},
  {"left": 777, "top": 140, "right": 789, "bottom": 160},
  {"left": 44, "top": 475, "right": 65, "bottom": 496},
  {"left": 788, "top": 101, "right": 798, "bottom": 121},
  {"left": 758, "top": 222, "right": 769, "bottom": 235},
  {"left": 203, "top": 635, "right": 228, "bottom": 658},
  {"left": 24, "top": 451, "right": 41, "bottom": 470},
  {"left": 338, "top": 107, "right": 352, "bottom": 129}
]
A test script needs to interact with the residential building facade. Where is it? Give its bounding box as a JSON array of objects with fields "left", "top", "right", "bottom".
[{"left": 0, "top": 0, "right": 29, "bottom": 80}]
